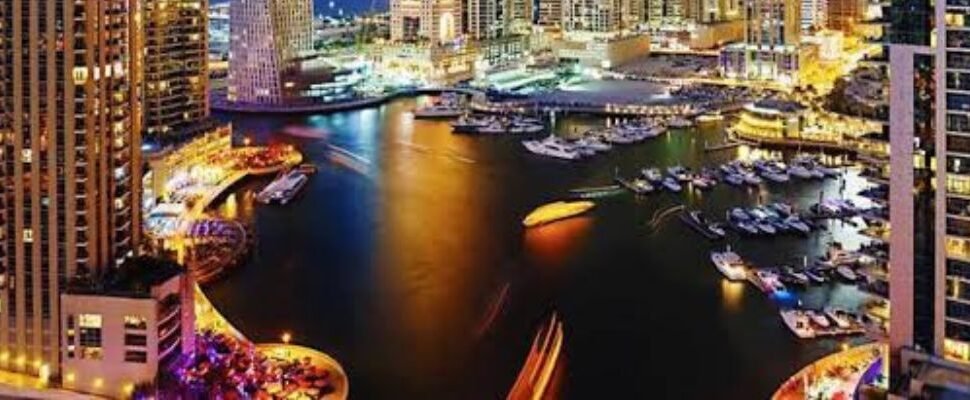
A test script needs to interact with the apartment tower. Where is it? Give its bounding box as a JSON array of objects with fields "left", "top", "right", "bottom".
[
  {"left": 143, "top": 0, "right": 211, "bottom": 140},
  {"left": 390, "top": 0, "right": 463, "bottom": 43},
  {"left": 227, "top": 0, "right": 313, "bottom": 105},
  {"left": 0, "top": 0, "right": 143, "bottom": 377}
]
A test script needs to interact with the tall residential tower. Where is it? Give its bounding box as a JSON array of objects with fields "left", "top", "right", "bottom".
[
  {"left": 0, "top": 0, "right": 143, "bottom": 378},
  {"left": 143, "top": 0, "right": 211, "bottom": 140},
  {"left": 227, "top": 0, "right": 313, "bottom": 105}
]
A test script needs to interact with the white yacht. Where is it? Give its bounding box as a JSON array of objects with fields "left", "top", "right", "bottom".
[
  {"left": 414, "top": 94, "right": 463, "bottom": 118},
  {"left": 668, "top": 116, "right": 694, "bottom": 128},
  {"left": 522, "top": 136, "right": 582, "bottom": 160},
  {"left": 710, "top": 248, "right": 748, "bottom": 281},
  {"left": 789, "top": 164, "right": 814, "bottom": 179}
]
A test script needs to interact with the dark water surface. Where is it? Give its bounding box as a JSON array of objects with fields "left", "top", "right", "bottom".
[{"left": 206, "top": 97, "right": 873, "bottom": 399}]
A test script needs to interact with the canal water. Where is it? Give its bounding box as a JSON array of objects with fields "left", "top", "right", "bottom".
[{"left": 207, "top": 96, "right": 875, "bottom": 399}]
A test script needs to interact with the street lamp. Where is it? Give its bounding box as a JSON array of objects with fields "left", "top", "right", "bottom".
[{"left": 281, "top": 332, "right": 292, "bottom": 345}]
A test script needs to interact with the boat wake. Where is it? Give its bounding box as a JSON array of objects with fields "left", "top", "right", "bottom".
[
  {"left": 507, "top": 313, "right": 564, "bottom": 400},
  {"left": 646, "top": 204, "right": 685, "bottom": 231},
  {"left": 474, "top": 283, "right": 511, "bottom": 339},
  {"left": 326, "top": 144, "right": 371, "bottom": 176},
  {"left": 282, "top": 125, "right": 330, "bottom": 139}
]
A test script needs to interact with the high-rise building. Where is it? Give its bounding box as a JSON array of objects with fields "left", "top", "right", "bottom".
[
  {"left": 800, "top": 0, "right": 828, "bottom": 33},
  {"left": 886, "top": 0, "right": 970, "bottom": 394},
  {"left": 826, "top": 0, "right": 860, "bottom": 33},
  {"left": 143, "top": 0, "right": 211, "bottom": 140},
  {"left": 390, "top": 0, "right": 462, "bottom": 43},
  {"left": 563, "top": 0, "right": 624, "bottom": 33},
  {"left": 646, "top": 0, "right": 686, "bottom": 27},
  {"left": 538, "top": 0, "right": 564, "bottom": 26},
  {"left": 468, "top": 0, "right": 506, "bottom": 40},
  {"left": 227, "top": 0, "right": 314, "bottom": 105},
  {"left": 719, "top": 0, "right": 802, "bottom": 84},
  {"left": 0, "top": 0, "right": 143, "bottom": 379}
]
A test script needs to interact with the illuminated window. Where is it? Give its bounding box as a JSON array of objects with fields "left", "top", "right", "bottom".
[
  {"left": 123, "top": 316, "right": 147, "bottom": 330},
  {"left": 22, "top": 229, "right": 33, "bottom": 243},
  {"left": 72, "top": 67, "right": 88, "bottom": 85},
  {"left": 77, "top": 314, "right": 103, "bottom": 360}
]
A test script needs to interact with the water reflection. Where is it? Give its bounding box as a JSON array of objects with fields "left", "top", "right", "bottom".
[
  {"left": 523, "top": 216, "right": 593, "bottom": 270},
  {"left": 721, "top": 279, "right": 746, "bottom": 313}
]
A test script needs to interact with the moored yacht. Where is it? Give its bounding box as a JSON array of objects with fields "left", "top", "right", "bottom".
[
  {"left": 710, "top": 247, "right": 748, "bottom": 281},
  {"left": 522, "top": 136, "right": 581, "bottom": 160}
]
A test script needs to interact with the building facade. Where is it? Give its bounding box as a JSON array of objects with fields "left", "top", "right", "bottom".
[
  {"left": 227, "top": 0, "right": 313, "bottom": 105},
  {"left": 0, "top": 0, "right": 143, "bottom": 379},
  {"left": 538, "top": 0, "right": 564, "bottom": 26},
  {"left": 390, "top": 0, "right": 462, "bottom": 43},
  {"left": 563, "top": 0, "right": 625, "bottom": 33},
  {"left": 143, "top": 0, "right": 210, "bottom": 140},
  {"left": 720, "top": 0, "right": 802, "bottom": 85},
  {"left": 60, "top": 257, "right": 195, "bottom": 398},
  {"left": 886, "top": 0, "right": 970, "bottom": 395},
  {"left": 826, "top": 0, "right": 861, "bottom": 33}
]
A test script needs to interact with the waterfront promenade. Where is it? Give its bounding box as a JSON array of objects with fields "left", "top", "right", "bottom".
[{"left": 773, "top": 342, "right": 886, "bottom": 400}]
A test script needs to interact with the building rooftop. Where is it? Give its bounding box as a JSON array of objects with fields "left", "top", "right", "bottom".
[
  {"left": 65, "top": 256, "right": 185, "bottom": 299},
  {"left": 752, "top": 98, "right": 806, "bottom": 113}
]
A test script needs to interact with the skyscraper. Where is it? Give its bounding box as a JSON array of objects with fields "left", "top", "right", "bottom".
[
  {"left": 719, "top": 0, "right": 801, "bottom": 84},
  {"left": 0, "top": 0, "right": 143, "bottom": 377},
  {"left": 468, "top": 0, "right": 506, "bottom": 39},
  {"left": 143, "top": 0, "right": 211, "bottom": 140},
  {"left": 390, "top": 0, "right": 462, "bottom": 43},
  {"left": 227, "top": 0, "right": 314, "bottom": 105},
  {"left": 563, "top": 0, "right": 624, "bottom": 33},
  {"left": 538, "top": 0, "right": 564, "bottom": 27},
  {"left": 886, "top": 0, "right": 970, "bottom": 393}
]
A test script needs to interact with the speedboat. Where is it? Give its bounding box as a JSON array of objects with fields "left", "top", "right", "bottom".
[
  {"left": 824, "top": 308, "right": 854, "bottom": 329},
  {"left": 581, "top": 137, "right": 611, "bottom": 152},
  {"left": 756, "top": 222, "right": 777, "bottom": 235},
  {"left": 783, "top": 267, "right": 810, "bottom": 286},
  {"left": 729, "top": 208, "right": 750, "bottom": 221},
  {"left": 641, "top": 168, "right": 663, "bottom": 183},
  {"left": 631, "top": 178, "right": 654, "bottom": 194},
  {"left": 708, "top": 223, "right": 726, "bottom": 238},
  {"left": 785, "top": 217, "right": 811, "bottom": 234},
  {"left": 836, "top": 266, "right": 858, "bottom": 281},
  {"left": 479, "top": 122, "right": 506, "bottom": 134},
  {"left": 734, "top": 221, "right": 759, "bottom": 235},
  {"left": 789, "top": 164, "right": 814, "bottom": 179},
  {"left": 761, "top": 170, "right": 789, "bottom": 183},
  {"left": 662, "top": 178, "right": 682, "bottom": 192},
  {"left": 743, "top": 173, "right": 762, "bottom": 186},
  {"left": 807, "top": 310, "right": 831, "bottom": 328},
  {"left": 450, "top": 115, "right": 491, "bottom": 133},
  {"left": 523, "top": 201, "right": 595, "bottom": 227},
  {"left": 769, "top": 202, "right": 794, "bottom": 216},
  {"left": 780, "top": 309, "right": 816, "bottom": 339},
  {"left": 414, "top": 95, "right": 463, "bottom": 119},
  {"left": 667, "top": 166, "right": 691, "bottom": 182},
  {"left": 724, "top": 174, "right": 744, "bottom": 186},
  {"left": 753, "top": 270, "right": 787, "bottom": 294},
  {"left": 710, "top": 248, "right": 748, "bottom": 281},
  {"left": 691, "top": 176, "right": 712, "bottom": 190}
]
